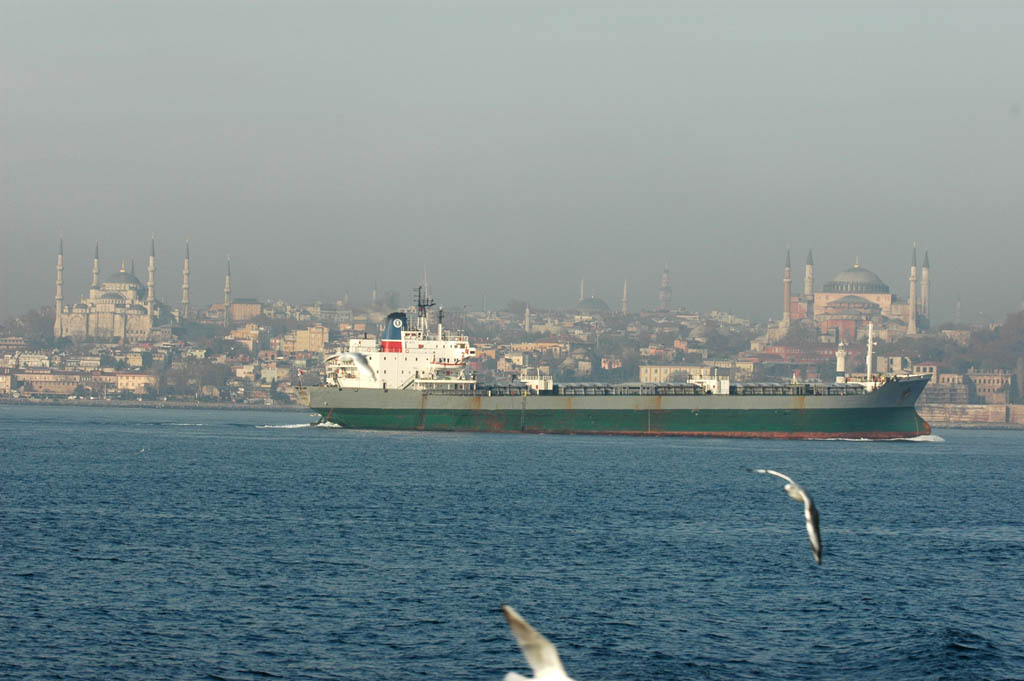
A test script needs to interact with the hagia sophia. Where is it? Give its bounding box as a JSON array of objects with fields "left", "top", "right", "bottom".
[{"left": 774, "top": 245, "right": 931, "bottom": 342}]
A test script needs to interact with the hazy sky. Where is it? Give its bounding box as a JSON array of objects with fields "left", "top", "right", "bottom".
[{"left": 3, "top": 1, "right": 1022, "bottom": 324}]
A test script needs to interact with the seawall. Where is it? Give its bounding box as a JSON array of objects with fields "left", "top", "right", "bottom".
[{"left": 918, "top": 403, "right": 1024, "bottom": 429}]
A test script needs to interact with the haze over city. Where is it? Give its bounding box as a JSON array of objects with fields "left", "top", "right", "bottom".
[{"left": 3, "top": 1, "right": 1022, "bottom": 323}]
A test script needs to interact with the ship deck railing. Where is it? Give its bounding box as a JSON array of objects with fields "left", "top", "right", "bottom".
[{"left": 420, "top": 382, "right": 868, "bottom": 397}]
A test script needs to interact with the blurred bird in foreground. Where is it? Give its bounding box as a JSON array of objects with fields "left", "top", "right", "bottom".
[
  {"left": 751, "top": 468, "right": 822, "bottom": 565},
  {"left": 502, "top": 605, "right": 576, "bottom": 681},
  {"left": 339, "top": 351, "right": 375, "bottom": 380}
]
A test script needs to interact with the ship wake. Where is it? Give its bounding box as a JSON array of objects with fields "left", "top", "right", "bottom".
[
  {"left": 257, "top": 421, "right": 343, "bottom": 429},
  {"left": 820, "top": 434, "right": 945, "bottom": 443},
  {"left": 257, "top": 423, "right": 315, "bottom": 429}
]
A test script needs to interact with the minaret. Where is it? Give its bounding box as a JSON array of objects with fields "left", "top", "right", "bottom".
[
  {"left": 224, "top": 257, "right": 232, "bottom": 326},
  {"left": 181, "top": 240, "right": 190, "bottom": 320},
  {"left": 54, "top": 238, "right": 64, "bottom": 338},
  {"left": 91, "top": 242, "right": 100, "bottom": 289},
  {"left": 579, "top": 278, "right": 585, "bottom": 302},
  {"left": 658, "top": 265, "right": 671, "bottom": 310},
  {"left": 804, "top": 249, "right": 814, "bottom": 321},
  {"left": 146, "top": 234, "right": 156, "bottom": 319},
  {"left": 782, "top": 249, "right": 792, "bottom": 330},
  {"left": 804, "top": 250, "right": 814, "bottom": 297},
  {"left": 921, "top": 250, "right": 930, "bottom": 319},
  {"left": 955, "top": 294, "right": 961, "bottom": 325},
  {"left": 524, "top": 304, "right": 531, "bottom": 333},
  {"left": 908, "top": 244, "right": 918, "bottom": 335},
  {"left": 621, "top": 279, "right": 628, "bottom": 315}
]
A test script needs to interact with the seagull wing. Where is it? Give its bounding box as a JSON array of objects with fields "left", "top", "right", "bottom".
[
  {"left": 502, "top": 605, "right": 570, "bottom": 680},
  {"left": 797, "top": 488, "right": 823, "bottom": 565},
  {"left": 754, "top": 468, "right": 797, "bottom": 486}
]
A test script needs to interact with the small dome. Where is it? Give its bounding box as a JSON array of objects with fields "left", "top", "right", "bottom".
[
  {"left": 823, "top": 264, "right": 890, "bottom": 294},
  {"left": 129, "top": 304, "right": 148, "bottom": 313}
]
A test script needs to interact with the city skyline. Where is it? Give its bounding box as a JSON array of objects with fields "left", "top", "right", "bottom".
[
  {"left": 5, "top": 235, "right": 1019, "bottom": 327},
  {"left": 14, "top": 235, "right": 1023, "bottom": 331},
  {"left": 3, "top": 3, "right": 1023, "bottom": 323}
]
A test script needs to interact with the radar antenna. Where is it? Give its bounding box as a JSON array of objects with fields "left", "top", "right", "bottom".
[{"left": 414, "top": 285, "right": 435, "bottom": 332}]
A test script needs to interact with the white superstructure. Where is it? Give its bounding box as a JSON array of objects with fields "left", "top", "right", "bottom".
[{"left": 323, "top": 298, "right": 476, "bottom": 391}]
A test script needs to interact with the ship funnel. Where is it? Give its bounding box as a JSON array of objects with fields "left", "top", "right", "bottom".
[{"left": 382, "top": 312, "right": 408, "bottom": 352}]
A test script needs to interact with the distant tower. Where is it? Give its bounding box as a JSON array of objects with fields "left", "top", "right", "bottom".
[
  {"left": 621, "top": 279, "right": 628, "bottom": 315},
  {"left": 835, "top": 341, "right": 847, "bottom": 384},
  {"left": 146, "top": 234, "right": 156, "bottom": 319},
  {"left": 955, "top": 294, "right": 962, "bottom": 325},
  {"left": 181, "top": 240, "right": 190, "bottom": 320},
  {"left": 524, "top": 304, "right": 531, "bottom": 333},
  {"left": 91, "top": 242, "right": 100, "bottom": 289},
  {"left": 804, "top": 250, "right": 814, "bottom": 297},
  {"left": 579, "top": 278, "right": 585, "bottom": 303},
  {"left": 371, "top": 282, "right": 377, "bottom": 308},
  {"left": 54, "top": 238, "right": 64, "bottom": 338},
  {"left": 658, "top": 265, "right": 672, "bottom": 310},
  {"left": 782, "top": 249, "right": 792, "bottom": 330},
  {"left": 804, "top": 249, "right": 814, "bottom": 322},
  {"left": 224, "top": 256, "right": 232, "bottom": 326},
  {"left": 908, "top": 244, "right": 918, "bottom": 335},
  {"left": 921, "top": 250, "right": 930, "bottom": 319}
]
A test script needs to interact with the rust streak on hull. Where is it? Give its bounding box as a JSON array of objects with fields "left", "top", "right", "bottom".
[{"left": 511, "top": 428, "right": 929, "bottom": 439}]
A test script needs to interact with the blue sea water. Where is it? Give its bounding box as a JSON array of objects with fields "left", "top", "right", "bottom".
[{"left": 1, "top": 405, "right": 1022, "bottom": 681}]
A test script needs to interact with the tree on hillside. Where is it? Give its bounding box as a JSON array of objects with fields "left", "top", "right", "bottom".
[
  {"left": 778, "top": 323, "right": 821, "bottom": 350},
  {"left": 3, "top": 307, "right": 56, "bottom": 347},
  {"left": 877, "top": 334, "right": 969, "bottom": 372},
  {"left": 878, "top": 311, "right": 1024, "bottom": 376},
  {"left": 970, "top": 311, "right": 1024, "bottom": 371}
]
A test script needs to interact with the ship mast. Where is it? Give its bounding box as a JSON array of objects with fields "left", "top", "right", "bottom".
[
  {"left": 414, "top": 285, "right": 435, "bottom": 334},
  {"left": 866, "top": 322, "right": 875, "bottom": 383}
]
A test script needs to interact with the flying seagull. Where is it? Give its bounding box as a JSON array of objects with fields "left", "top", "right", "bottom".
[
  {"left": 339, "top": 351, "right": 375, "bottom": 380},
  {"left": 752, "top": 469, "right": 822, "bottom": 565},
  {"left": 502, "top": 605, "right": 576, "bottom": 681}
]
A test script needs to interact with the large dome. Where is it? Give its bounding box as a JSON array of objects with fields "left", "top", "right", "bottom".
[
  {"left": 823, "top": 264, "right": 890, "bottom": 294},
  {"left": 103, "top": 270, "right": 144, "bottom": 288},
  {"left": 576, "top": 296, "right": 610, "bottom": 312}
]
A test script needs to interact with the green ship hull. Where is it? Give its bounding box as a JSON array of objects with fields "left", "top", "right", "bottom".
[{"left": 297, "top": 375, "right": 931, "bottom": 440}]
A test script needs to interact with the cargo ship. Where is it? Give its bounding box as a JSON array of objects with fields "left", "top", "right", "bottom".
[{"left": 296, "top": 296, "right": 931, "bottom": 439}]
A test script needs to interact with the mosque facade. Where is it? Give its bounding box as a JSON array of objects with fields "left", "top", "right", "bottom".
[
  {"left": 53, "top": 237, "right": 173, "bottom": 342},
  {"left": 779, "top": 246, "right": 930, "bottom": 342}
]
